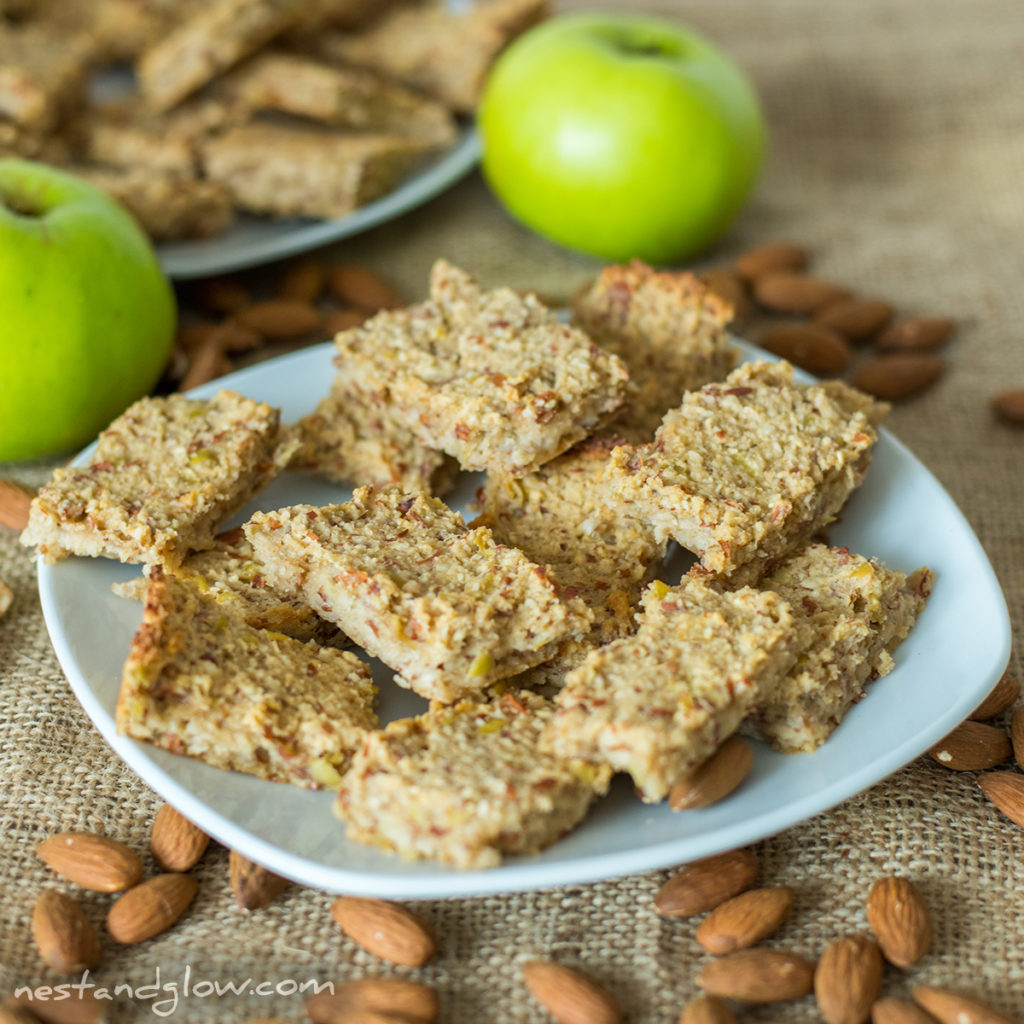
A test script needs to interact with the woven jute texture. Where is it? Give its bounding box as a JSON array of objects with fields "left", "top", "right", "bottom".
[{"left": 3, "top": 0, "right": 1024, "bottom": 1020}]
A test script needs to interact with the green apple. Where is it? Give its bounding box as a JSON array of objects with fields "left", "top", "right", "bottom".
[
  {"left": 478, "top": 13, "right": 765, "bottom": 264},
  {"left": 0, "top": 159, "right": 175, "bottom": 461}
]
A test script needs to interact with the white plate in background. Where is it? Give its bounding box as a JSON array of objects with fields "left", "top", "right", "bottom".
[{"left": 37, "top": 340, "right": 1010, "bottom": 898}]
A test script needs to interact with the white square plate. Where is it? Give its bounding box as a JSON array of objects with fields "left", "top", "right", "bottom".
[{"left": 37, "top": 340, "right": 1010, "bottom": 898}]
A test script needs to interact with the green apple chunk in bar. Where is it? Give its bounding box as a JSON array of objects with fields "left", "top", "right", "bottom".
[
  {"left": 337, "top": 690, "right": 611, "bottom": 868},
  {"left": 116, "top": 569, "right": 377, "bottom": 789},
  {"left": 21, "top": 390, "right": 287, "bottom": 567},
  {"left": 604, "top": 359, "right": 885, "bottom": 584},
  {"left": 332, "top": 260, "right": 629, "bottom": 478},
  {"left": 243, "top": 486, "right": 593, "bottom": 703},
  {"left": 544, "top": 577, "right": 799, "bottom": 803},
  {"left": 741, "top": 542, "right": 934, "bottom": 753}
]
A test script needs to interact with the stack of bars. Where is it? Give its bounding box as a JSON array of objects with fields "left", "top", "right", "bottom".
[
  {"left": 21, "top": 259, "right": 933, "bottom": 871},
  {"left": 0, "top": 0, "right": 546, "bottom": 239}
]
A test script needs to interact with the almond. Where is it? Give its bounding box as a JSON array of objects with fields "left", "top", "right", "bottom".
[
  {"left": 521, "top": 960, "right": 621, "bottom": 1024},
  {"left": 330, "top": 896, "right": 435, "bottom": 966},
  {"left": 669, "top": 737, "right": 753, "bottom": 811},
  {"left": 913, "top": 986, "right": 1015, "bottom": 1024},
  {"left": 31, "top": 890, "right": 101, "bottom": 973},
  {"left": 233, "top": 300, "right": 321, "bottom": 339},
  {"left": 654, "top": 848, "right": 759, "bottom": 918},
  {"left": 865, "top": 876, "right": 932, "bottom": 967},
  {"left": 150, "top": 804, "right": 210, "bottom": 872},
  {"left": 211, "top": 321, "right": 263, "bottom": 353},
  {"left": 37, "top": 833, "right": 143, "bottom": 893},
  {"left": 701, "top": 268, "right": 750, "bottom": 325},
  {"left": 176, "top": 323, "right": 219, "bottom": 351},
  {"left": 328, "top": 265, "right": 404, "bottom": 312},
  {"left": 872, "top": 998, "right": 942, "bottom": 1024},
  {"left": 815, "top": 934, "right": 883, "bottom": 1024},
  {"left": 229, "top": 850, "right": 289, "bottom": 910},
  {"left": 695, "top": 886, "right": 794, "bottom": 955},
  {"left": 678, "top": 994, "right": 737, "bottom": 1024},
  {"left": 927, "top": 720, "right": 1011, "bottom": 770},
  {"left": 279, "top": 258, "right": 326, "bottom": 302},
  {"left": 192, "top": 276, "right": 250, "bottom": 314},
  {"left": 324, "top": 308, "right": 371, "bottom": 335},
  {"left": 814, "top": 298, "right": 893, "bottom": 342},
  {"left": 4, "top": 992, "right": 103, "bottom": 1024},
  {"left": 875, "top": 316, "right": 956, "bottom": 352},
  {"left": 752, "top": 272, "right": 851, "bottom": 313},
  {"left": 0, "top": 478, "right": 34, "bottom": 531},
  {"left": 180, "top": 335, "right": 227, "bottom": 392},
  {"left": 1012, "top": 707, "right": 1024, "bottom": 769},
  {"left": 853, "top": 355, "right": 945, "bottom": 400},
  {"left": 696, "top": 948, "right": 815, "bottom": 1003},
  {"left": 0, "top": 578, "right": 11, "bottom": 619},
  {"left": 758, "top": 323, "right": 851, "bottom": 375},
  {"left": 107, "top": 873, "right": 197, "bottom": 944},
  {"left": 991, "top": 389, "right": 1024, "bottom": 425},
  {"left": 306, "top": 977, "right": 438, "bottom": 1023},
  {"left": 734, "top": 242, "right": 810, "bottom": 282},
  {"left": 969, "top": 673, "right": 1019, "bottom": 721},
  {"left": 977, "top": 770, "right": 1024, "bottom": 827}
]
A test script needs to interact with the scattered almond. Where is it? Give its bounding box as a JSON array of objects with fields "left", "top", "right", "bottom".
[
  {"left": 670, "top": 737, "right": 754, "bottom": 811},
  {"left": 192, "top": 276, "right": 250, "bottom": 314},
  {"left": 853, "top": 354, "right": 944, "bottom": 400},
  {"left": 814, "top": 298, "right": 893, "bottom": 342},
  {"left": 521, "top": 960, "right": 621, "bottom": 1024},
  {"left": 752, "top": 272, "right": 851, "bottom": 313},
  {"left": 279, "top": 258, "right": 326, "bottom": 303},
  {"left": 875, "top": 316, "right": 956, "bottom": 352},
  {"left": 758, "top": 322, "right": 851, "bottom": 375},
  {"left": 871, "top": 997, "right": 942, "bottom": 1024},
  {"left": 815, "top": 934, "right": 883, "bottom": 1024},
  {"left": 4, "top": 992, "right": 103, "bottom": 1024},
  {"left": 678, "top": 994, "right": 737, "bottom": 1024},
  {"left": 0, "top": 578, "right": 12, "bottom": 619},
  {"left": 865, "top": 876, "right": 932, "bottom": 967},
  {"left": 176, "top": 322, "right": 219, "bottom": 351},
  {"left": 913, "top": 986, "right": 1016, "bottom": 1024},
  {"left": 977, "top": 770, "right": 1024, "bottom": 827},
  {"left": 1011, "top": 706, "right": 1024, "bottom": 769},
  {"left": 180, "top": 334, "right": 227, "bottom": 391},
  {"left": 234, "top": 299, "right": 322, "bottom": 339},
  {"left": 328, "top": 264, "right": 404, "bottom": 312},
  {"left": 306, "top": 977, "right": 439, "bottom": 1023},
  {"left": 31, "top": 890, "right": 101, "bottom": 973},
  {"left": 696, "top": 948, "right": 815, "bottom": 1003},
  {"left": 701, "top": 268, "right": 751, "bottom": 325},
  {"left": 991, "top": 389, "right": 1024, "bottom": 425},
  {"left": 969, "top": 673, "right": 1019, "bottom": 720},
  {"left": 211, "top": 321, "right": 263, "bottom": 353},
  {"left": 107, "top": 872, "right": 197, "bottom": 944},
  {"left": 36, "top": 832, "right": 143, "bottom": 893},
  {"left": 0, "top": 479, "right": 34, "bottom": 531},
  {"left": 655, "top": 849, "right": 759, "bottom": 918},
  {"left": 695, "top": 886, "right": 794, "bottom": 955},
  {"left": 229, "top": 850, "right": 289, "bottom": 910},
  {"left": 323, "top": 308, "right": 371, "bottom": 335},
  {"left": 330, "top": 896, "right": 435, "bottom": 967},
  {"left": 927, "top": 720, "right": 1011, "bottom": 770},
  {"left": 734, "top": 242, "right": 810, "bottom": 282},
  {"left": 150, "top": 804, "right": 210, "bottom": 872}
]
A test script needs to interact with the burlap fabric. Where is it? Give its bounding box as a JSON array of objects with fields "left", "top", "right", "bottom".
[{"left": 3, "top": 0, "right": 1023, "bottom": 1019}]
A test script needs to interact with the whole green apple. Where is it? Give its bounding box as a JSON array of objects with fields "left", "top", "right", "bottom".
[
  {"left": 0, "top": 159, "right": 175, "bottom": 461},
  {"left": 478, "top": 13, "right": 765, "bottom": 264}
]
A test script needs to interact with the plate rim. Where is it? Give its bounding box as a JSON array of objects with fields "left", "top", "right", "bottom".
[{"left": 36, "top": 340, "right": 1012, "bottom": 898}]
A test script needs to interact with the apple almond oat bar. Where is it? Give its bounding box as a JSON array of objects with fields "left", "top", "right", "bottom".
[
  {"left": 474, "top": 433, "right": 666, "bottom": 687},
  {"left": 336, "top": 690, "right": 610, "bottom": 868},
  {"left": 545, "top": 577, "right": 798, "bottom": 803},
  {"left": 0, "top": 22, "right": 89, "bottom": 130},
  {"left": 202, "top": 124, "right": 434, "bottom": 220},
  {"left": 117, "top": 569, "right": 376, "bottom": 788},
  {"left": 742, "top": 543, "right": 934, "bottom": 753},
  {"left": 605, "top": 360, "right": 884, "bottom": 584},
  {"left": 21, "top": 390, "right": 285, "bottom": 566},
  {"left": 289, "top": 381, "right": 458, "bottom": 496},
  {"left": 244, "top": 487, "right": 593, "bottom": 703},
  {"left": 332, "top": 260, "right": 629, "bottom": 477},
  {"left": 571, "top": 259, "right": 740, "bottom": 441}
]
